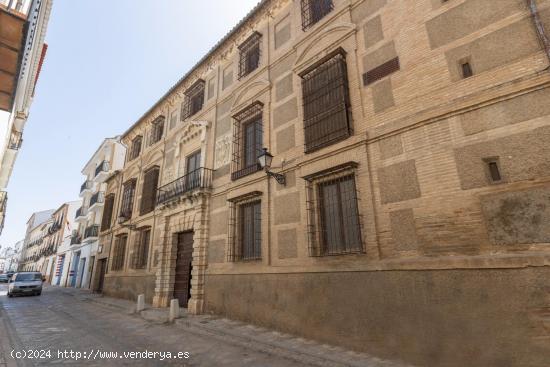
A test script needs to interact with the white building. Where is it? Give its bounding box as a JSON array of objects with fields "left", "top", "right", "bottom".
[
  {"left": 71, "top": 137, "right": 125, "bottom": 289},
  {"left": 49, "top": 201, "right": 80, "bottom": 286},
  {"left": 0, "top": 240, "right": 23, "bottom": 272},
  {"left": 0, "top": 0, "right": 53, "bottom": 235}
]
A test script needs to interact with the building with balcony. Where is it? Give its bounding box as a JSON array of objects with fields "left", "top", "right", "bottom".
[
  {"left": 71, "top": 136, "right": 125, "bottom": 289},
  {"left": 95, "top": 0, "right": 550, "bottom": 365},
  {"left": 97, "top": 99, "right": 212, "bottom": 308},
  {"left": 0, "top": 0, "right": 52, "bottom": 235},
  {"left": 19, "top": 208, "right": 53, "bottom": 271}
]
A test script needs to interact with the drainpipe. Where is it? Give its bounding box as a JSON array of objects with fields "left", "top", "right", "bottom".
[{"left": 527, "top": 0, "right": 550, "bottom": 64}]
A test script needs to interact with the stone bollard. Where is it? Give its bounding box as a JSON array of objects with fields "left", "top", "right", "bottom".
[
  {"left": 136, "top": 294, "right": 145, "bottom": 313},
  {"left": 169, "top": 299, "right": 180, "bottom": 322}
]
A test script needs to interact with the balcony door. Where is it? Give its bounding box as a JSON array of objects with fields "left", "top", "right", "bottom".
[{"left": 185, "top": 151, "right": 201, "bottom": 190}]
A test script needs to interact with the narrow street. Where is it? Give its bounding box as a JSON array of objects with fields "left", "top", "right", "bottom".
[{"left": 0, "top": 285, "right": 403, "bottom": 367}]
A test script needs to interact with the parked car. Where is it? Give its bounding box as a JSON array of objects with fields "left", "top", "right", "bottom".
[
  {"left": 6, "top": 271, "right": 14, "bottom": 279},
  {"left": 7, "top": 272, "right": 43, "bottom": 297},
  {"left": 0, "top": 274, "right": 8, "bottom": 283}
]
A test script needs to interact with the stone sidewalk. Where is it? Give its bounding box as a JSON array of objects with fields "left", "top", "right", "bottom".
[{"left": 59, "top": 287, "right": 410, "bottom": 367}]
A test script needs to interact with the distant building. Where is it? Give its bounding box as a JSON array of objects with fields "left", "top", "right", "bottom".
[
  {"left": 0, "top": 0, "right": 53, "bottom": 235},
  {"left": 19, "top": 209, "right": 54, "bottom": 271}
]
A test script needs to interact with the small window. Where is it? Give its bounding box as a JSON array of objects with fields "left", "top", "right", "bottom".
[
  {"left": 149, "top": 117, "right": 164, "bottom": 146},
  {"left": 128, "top": 136, "right": 142, "bottom": 161},
  {"left": 181, "top": 79, "right": 205, "bottom": 120},
  {"left": 120, "top": 179, "right": 136, "bottom": 221},
  {"left": 484, "top": 158, "right": 502, "bottom": 183},
  {"left": 140, "top": 167, "right": 160, "bottom": 215},
  {"left": 131, "top": 228, "right": 150, "bottom": 269},
  {"left": 231, "top": 102, "right": 263, "bottom": 180},
  {"left": 238, "top": 32, "right": 261, "bottom": 79},
  {"left": 461, "top": 61, "right": 473, "bottom": 78},
  {"left": 301, "top": 0, "right": 333, "bottom": 30},
  {"left": 111, "top": 234, "right": 128, "bottom": 271},
  {"left": 301, "top": 50, "right": 352, "bottom": 153}
]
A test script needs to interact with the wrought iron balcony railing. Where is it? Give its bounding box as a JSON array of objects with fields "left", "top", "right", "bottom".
[
  {"left": 70, "top": 233, "right": 81, "bottom": 245},
  {"left": 90, "top": 191, "right": 105, "bottom": 207},
  {"left": 157, "top": 167, "right": 213, "bottom": 206},
  {"left": 75, "top": 206, "right": 88, "bottom": 219},
  {"left": 80, "top": 180, "right": 93, "bottom": 193},
  {"left": 84, "top": 225, "right": 99, "bottom": 239},
  {"left": 8, "top": 131, "right": 22, "bottom": 150},
  {"left": 94, "top": 161, "right": 109, "bottom": 177}
]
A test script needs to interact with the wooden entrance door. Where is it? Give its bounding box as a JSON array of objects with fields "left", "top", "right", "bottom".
[
  {"left": 97, "top": 259, "right": 107, "bottom": 292},
  {"left": 173, "top": 231, "right": 194, "bottom": 307}
]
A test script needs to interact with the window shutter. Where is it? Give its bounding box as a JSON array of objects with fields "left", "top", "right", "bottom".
[
  {"left": 140, "top": 168, "right": 159, "bottom": 215},
  {"left": 100, "top": 194, "right": 114, "bottom": 231}
]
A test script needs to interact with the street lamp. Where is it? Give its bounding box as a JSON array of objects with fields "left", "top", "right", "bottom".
[{"left": 258, "top": 148, "right": 286, "bottom": 185}]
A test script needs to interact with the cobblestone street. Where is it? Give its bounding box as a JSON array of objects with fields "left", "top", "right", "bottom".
[{"left": 0, "top": 285, "right": 407, "bottom": 367}]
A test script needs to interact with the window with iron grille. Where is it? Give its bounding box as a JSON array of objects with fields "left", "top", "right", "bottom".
[
  {"left": 100, "top": 194, "right": 115, "bottom": 231},
  {"left": 301, "top": 0, "right": 333, "bottom": 30},
  {"left": 149, "top": 117, "right": 164, "bottom": 146},
  {"left": 227, "top": 193, "right": 262, "bottom": 262},
  {"left": 120, "top": 179, "right": 136, "bottom": 221},
  {"left": 128, "top": 136, "right": 142, "bottom": 161},
  {"left": 305, "top": 162, "right": 363, "bottom": 256},
  {"left": 131, "top": 228, "right": 150, "bottom": 269},
  {"left": 181, "top": 79, "right": 205, "bottom": 120},
  {"left": 140, "top": 167, "right": 159, "bottom": 215},
  {"left": 238, "top": 32, "right": 261, "bottom": 80},
  {"left": 111, "top": 234, "right": 128, "bottom": 271},
  {"left": 301, "top": 49, "right": 352, "bottom": 153},
  {"left": 362, "top": 57, "right": 400, "bottom": 86},
  {"left": 231, "top": 102, "right": 263, "bottom": 180}
]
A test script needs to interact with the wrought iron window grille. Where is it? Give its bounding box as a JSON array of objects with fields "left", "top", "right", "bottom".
[
  {"left": 231, "top": 102, "right": 264, "bottom": 181},
  {"left": 111, "top": 235, "right": 128, "bottom": 271},
  {"left": 301, "top": 49, "right": 352, "bottom": 153},
  {"left": 226, "top": 192, "right": 263, "bottom": 262},
  {"left": 181, "top": 79, "right": 206, "bottom": 121},
  {"left": 238, "top": 32, "right": 262, "bottom": 80},
  {"left": 304, "top": 162, "right": 364, "bottom": 257},
  {"left": 131, "top": 228, "right": 150, "bottom": 269},
  {"left": 301, "top": 0, "right": 334, "bottom": 31},
  {"left": 148, "top": 116, "right": 165, "bottom": 146},
  {"left": 119, "top": 179, "right": 137, "bottom": 221},
  {"left": 128, "top": 136, "right": 142, "bottom": 161}
]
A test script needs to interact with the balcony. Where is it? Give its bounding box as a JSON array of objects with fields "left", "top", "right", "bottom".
[
  {"left": 94, "top": 160, "right": 110, "bottom": 181},
  {"left": 80, "top": 180, "right": 93, "bottom": 195},
  {"left": 84, "top": 225, "right": 99, "bottom": 240},
  {"left": 70, "top": 232, "right": 81, "bottom": 246},
  {"left": 7, "top": 130, "right": 22, "bottom": 150},
  {"left": 157, "top": 167, "right": 213, "bottom": 206},
  {"left": 89, "top": 191, "right": 105, "bottom": 211},
  {"left": 75, "top": 206, "right": 88, "bottom": 221}
]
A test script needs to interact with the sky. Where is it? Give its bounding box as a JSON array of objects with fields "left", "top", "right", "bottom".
[{"left": 0, "top": 0, "right": 260, "bottom": 249}]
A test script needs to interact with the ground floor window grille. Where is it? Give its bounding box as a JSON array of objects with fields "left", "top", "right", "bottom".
[
  {"left": 304, "top": 162, "right": 363, "bottom": 256},
  {"left": 111, "top": 234, "right": 128, "bottom": 271},
  {"left": 227, "top": 192, "right": 262, "bottom": 261},
  {"left": 131, "top": 228, "right": 150, "bottom": 269}
]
